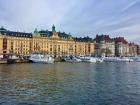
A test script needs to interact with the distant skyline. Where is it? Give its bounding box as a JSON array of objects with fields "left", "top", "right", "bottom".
[{"left": 0, "top": 0, "right": 140, "bottom": 44}]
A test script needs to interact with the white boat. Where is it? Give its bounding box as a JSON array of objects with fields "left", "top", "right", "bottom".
[
  {"left": 103, "top": 57, "right": 133, "bottom": 62},
  {"left": 29, "top": 53, "right": 54, "bottom": 63},
  {"left": 80, "top": 56, "right": 97, "bottom": 63},
  {"left": 130, "top": 57, "right": 140, "bottom": 62},
  {"left": 96, "top": 58, "right": 104, "bottom": 63},
  {"left": 7, "top": 53, "right": 19, "bottom": 63},
  {"left": 103, "top": 57, "right": 119, "bottom": 62},
  {"left": 64, "top": 56, "right": 81, "bottom": 62},
  {"left": 117, "top": 57, "right": 134, "bottom": 62}
]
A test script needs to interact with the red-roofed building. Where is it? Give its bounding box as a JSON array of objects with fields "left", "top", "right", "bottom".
[
  {"left": 136, "top": 45, "right": 140, "bottom": 55},
  {"left": 94, "top": 35, "right": 115, "bottom": 57},
  {"left": 128, "top": 43, "right": 137, "bottom": 56},
  {"left": 114, "top": 37, "right": 129, "bottom": 57}
]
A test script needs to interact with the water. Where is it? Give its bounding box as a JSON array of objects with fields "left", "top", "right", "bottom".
[{"left": 0, "top": 62, "right": 140, "bottom": 105}]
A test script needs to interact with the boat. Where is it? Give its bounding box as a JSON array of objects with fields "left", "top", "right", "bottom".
[
  {"left": 103, "top": 57, "right": 133, "bottom": 62},
  {"left": 130, "top": 57, "right": 140, "bottom": 62},
  {"left": 96, "top": 58, "right": 104, "bottom": 63},
  {"left": 29, "top": 53, "right": 54, "bottom": 63},
  {"left": 7, "top": 53, "right": 19, "bottom": 64},
  {"left": 64, "top": 56, "right": 81, "bottom": 62},
  {"left": 80, "top": 56, "right": 97, "bottom": 63},
  {"left": 117, "top": 57, "right": 134, "bottom": 62},
  {"left": 103, "top": 57, "right": 118, "bottom": 62}
]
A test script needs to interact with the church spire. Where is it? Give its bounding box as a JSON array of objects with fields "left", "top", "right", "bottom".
[{"left": 52, "top": 24, "right": 56, "bottom": 33}]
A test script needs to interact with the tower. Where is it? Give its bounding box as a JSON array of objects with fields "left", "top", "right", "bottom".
[
  {"left": 52, "top": 24, "right": 56, "bottom": 33},
  {"left": 33, "top": 28, "right": 40, "bottom": 37}
]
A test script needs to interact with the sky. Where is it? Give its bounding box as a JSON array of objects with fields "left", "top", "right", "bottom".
[{"left": 0, "top": 0, "right": 140, "bottom": 44}]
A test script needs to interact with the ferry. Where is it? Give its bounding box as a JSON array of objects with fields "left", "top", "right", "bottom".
[{"left": 29, "top": 53, "right": 54, "bottom": 63}]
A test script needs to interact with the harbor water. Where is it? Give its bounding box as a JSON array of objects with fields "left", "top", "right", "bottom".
[{"left": 0, "top": 62, "right": 140, "bottom": 105}]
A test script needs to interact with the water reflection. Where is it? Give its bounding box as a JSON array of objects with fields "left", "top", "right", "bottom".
[{"left": 0, "top": 62, "right": 140, "bottom": 105}]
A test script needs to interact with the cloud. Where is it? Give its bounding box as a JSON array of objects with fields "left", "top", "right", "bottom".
[
  {"left": 0, "top": 0, "right": 140, "bottom": 44},
  {"left": 121, "top": 0, "right": 139, "bottom": 12}
]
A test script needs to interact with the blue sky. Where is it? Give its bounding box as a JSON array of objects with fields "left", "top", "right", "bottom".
[{"left": 0, "top": 0, "right": 140, "bottom": 44}]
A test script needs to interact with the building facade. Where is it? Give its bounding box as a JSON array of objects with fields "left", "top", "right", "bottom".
[
  {"left": 94, "top": 35, "right": 140, "bottom": 57},
  {"left": 94, "top": 35, "right": 115, "bottom": 57},
  {"left": 114, "top": 37, "right": 138, "bottom": 57},
  {"left": 0, "top": 26, "right": 139, "bottom": 58},
  {"left": 128, "top": 43, "right": 138, "bottom": 56},
  {"left": 136, "top": 45, "right": 140, "bottom": 55},
  {"left": 0, "top": 26, "right": 95, "bottom": 58},
  {"left": 114, "top": 37, "right": 129, "bottom": 57}
]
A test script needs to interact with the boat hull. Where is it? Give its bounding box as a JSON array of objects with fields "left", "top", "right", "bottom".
[
  {"left": 7, "top": 59, "right": 16, "bottom": 64},
  {"left": 64, "top": 56, "right": 81, "bottom": 63},
  {"left": 64, "top": 59, "right": 81, "bottom": 63},
  {"left": 29, "top": 59, "right": 54, "bottom": 64},
  {"left": 103, "top": 57, "right": 134, "bottom": 62},
  {"left": 80, "top": 57, "right": 97, "bottom": 63}
]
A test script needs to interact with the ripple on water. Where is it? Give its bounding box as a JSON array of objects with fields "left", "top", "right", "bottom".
[{"left": 0, "top": 62, "right": 140, "bottom": 105}]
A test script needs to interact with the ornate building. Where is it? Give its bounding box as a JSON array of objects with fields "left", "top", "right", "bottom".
[
  {"left": 114, "top": 37, "right": 140, "bottom": 57},
  {"left": 94, "top": 35, "right": 140, "bottom": 57},
  {"left": 128, "top": 43, "right": 138, "bottom": 56},
  {"left": 0, "top": 26, "right": 95, "bottom": 58},
  {"left": 94, "top": 35, "right": 115, "bottom": 57},
  {"left": 136, "top": 45, "right": 140, "bottom": 55},
  {"left": 114, "top": 37, "right": 129, "bottom": 57}
]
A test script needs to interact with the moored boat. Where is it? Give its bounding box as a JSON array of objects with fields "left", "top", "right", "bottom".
[
  {"left": 117, "top": 57, "right": 134, "bottom": 62},
  {"left": 7, "top": 54, "right": 18, "bottom": 64},
  {"left": 96, "top": 58, "right": 104, "bottom": 63},
  {"left": 80, "top": 56, "right": 97, "bottom": 63},
  {"left": 103, "top": 57, "right": 118, "bottom": 62},
  {"left": 64, "top": 56, "right": 81, "bottom": 62},
  {"left": 103, "top": 57, "right": 134, "bottom": 62},
  {"left": 130, "top": 57, "right": 140, "bottom": 62},
  {"left": 29, "top": 53, "right": 54, "bottom": 63}
]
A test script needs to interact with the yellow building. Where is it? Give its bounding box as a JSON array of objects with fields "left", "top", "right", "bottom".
[{"left": 0, "top": 26, "right": 95, "bottom": 58}]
